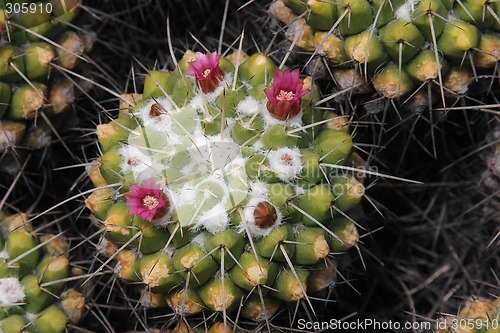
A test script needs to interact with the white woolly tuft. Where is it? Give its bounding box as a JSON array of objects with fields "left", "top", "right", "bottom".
[
  {"left": 267, "top": 147, "right": 303, "bottom": 181},
  {"left": 292, "top": 223, "right": 305, "bottom": 235},
  {"left": 118, "top": 145, "right": 159, "bottom": 178},
  {"left": 25, "top": 312, "right": 37, "bottom": 322},
  {"left": 294, "top": 184, "right": 306, "bottom": 196},
  {"left": 261, "top": 105, "right": 303, "bottom": 128},
  {"left": 250, "top": 181, "right": 269, "bottom": 198},
  {"left": 0, "top": 278, "right": 25, "bottom": 305},
  {"left": 239, "top": 197, "right": 282, "bottom": 238},
  {"left": 396, "top": 0, "right": 420, "bottom": 21},
  {"left": 236, "top": 96, "right": 262, "bottom": 117},
  {"left": 196, "top": 202, "right": 229, "bottom": 234},
  {"left": 135, "top": 97, "right": 173, "bottom": 129},
  {"left": 190, "top": 72, "right": 233, "bottom": 102}
]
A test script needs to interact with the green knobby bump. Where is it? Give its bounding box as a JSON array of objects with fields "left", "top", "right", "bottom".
[
  {"left": 232, "top": 116, "right": 264, "bottom": 146},
  {"left": 204, "top": 229, "right": 245, "bottom": 269},
  {"left": 138, "top": 252, "right": 182, "bottom": 293},
  {"left": 240, "top": 294, "right": 281, "bottom": 321},
  {"left": 6, "top": 83, "right": 48, "bottom": 120},
  {"left": 306, "top": 0, "right": 337, "bottom": 30},
  {"left": 0, "top": 315, "right": 26, "bottom": 333},
  {"left": 229, "top": 252, "right": 278, "bottom": 291},
  {"left": 21, "top": 274, "right": 52, "bottom": 313},
  {"left": 379, "top": 20, "right": 425, "bottom": 64},
  {"left": 215, "top": 88, "right": 246, "bottom": 118},
  {"left": 313, "top": 129, "right": 353, "bottom": 165},
  {"left": 254, "top": 225, "right": 295, "bottom": 262},
  {"left": 171, "top": 77, "right": 194, "bottom": 106},
  {"left": 172, "top": 243, "right": 218, "bottom": 288},
  {"left": 35, "top": 254, "right": 70, "bottom": 294},
  {"left": 103, "top": 202, "right": 137, "bottom": 245},
  {"left": 411, "top": 0, "right": 448, "bottom": 41},
  {"left": 437, "top": 19, "right": 480, "bottom": 60},
  {"left": 337, "top": 0, "right": 374, "bottom": 36},
  {"left": 372, "top": 63, "right": 415, "bottom": 99},
  {"left": 332, "top": 175, "right": 365, "bottom": 212},
  {"left": 24, "top": 43, "right": 55, "bottom": 80},
  {"left": 344, "top": 29, "right": 388, "bottom": 71},
  {"left": 261, "top": 124, "right": 299, "bottom": 150},
  {"left": 85, "top": 187, "right": 114, "bottom": 221},
  {"left": 271, "top": 268, "right": 309, "bottom": 301},
  {"left": 239, "top": 53, "right": 276, "bottom": 86},
  {"left": 267, "top": 182, "right": 297, "bottom": 219},
  {"left": 198, "top": 277, "right": 243, "bottom": 313},
  {"left": 32, "top": 304, "right": 68, "bottom": 333},
  {"left": 0, "top": 45, "right": 25, "bottom": 83},
  {"left": 96, "top": 117, "right": 134, "bottom": 153},
  {"left": 245, "top": 154, "right": 278, "bottom": 183},
  {"left": 371, "top": 0, "right": 404, "bottom": 27},
  {"left": 293, "top": 227, "right": 330, "bottom": 265},
  {"left": 405, "top": 49, "right": 449, "bottom": 83},
  {"left": 453, "top": 0, "right": 494, "bottom": 28},
  {"left": 295, "top": 184, "right": 334, "bottom": 226},
  {"left": 298, "top": 149, "right": 322, "bottom": 188},
  {"left": 328, "top": 217, "right": 359, "bottom": 252},
  {"left": 314, "top": 32, "right": 349, "bottom": 66},
  {"left": 143, "top": 71, "right": 177, "bottom": 99},
  {"left": 6, "top": 230, "right": 40, "bottom": 275},
  {"left": 283, "top": 0, "right": 307, "bottom": 15},
  {"left": 99, "top": 146, "right": 124, "bottom": 185},
  {"left": 166, "top": 289, "right": 204, "bottom": 316},
  {"left": 132, "top": 216, "right": 170, "bottom": 254}
]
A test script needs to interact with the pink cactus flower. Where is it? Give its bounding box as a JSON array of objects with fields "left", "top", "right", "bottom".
[
  {"left": 186, "top": 51, "right": 224, "bottom": 93},
  {"left": 264, "top": 69, "right": 310, "bottom": 121},
  {"left": 125, "top": 178, "right": 170, "bottom": 221}
]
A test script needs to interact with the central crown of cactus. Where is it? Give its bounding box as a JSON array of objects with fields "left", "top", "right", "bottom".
[
  {"left": 271, "top": 0, "right": 500, "bottom": 102},
  {"left": 87, "top": 50, "right": 365, "bottom": 325},
  {"left": 0, "top": 0, "right": 88, "bottom": 153},
  {"left": 0, "top": 213, "right": 85, "bottom": 333}
]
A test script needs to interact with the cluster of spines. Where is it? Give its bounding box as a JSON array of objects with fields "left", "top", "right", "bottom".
[
  {"left": 270, "top": 0, "right": 500, "bottom": 104},
  {"left": 0, "top": 0, "right": 89, "bottom": 153},
  {"left": 0, "top": 212, "right": 85, "bottom": 333},
  {"left": 85, "top": 50, "right": 367, "bottom": 327}
]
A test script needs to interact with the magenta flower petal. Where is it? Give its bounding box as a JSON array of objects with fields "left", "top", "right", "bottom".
[
  {"left": 186, "top": 51, "right": 224, "bottom": 93},
  {"left": 264, "top": 68, "right": 310, "bottom": 121},
  {"left": 125, "top": 178, "right": 171, "bottom": 221}
]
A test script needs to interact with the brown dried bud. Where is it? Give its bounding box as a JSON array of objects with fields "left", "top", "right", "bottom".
[
  {"left": 149, "top": 103, "right": 162, "bottom": 117},
  {"left": 253, "top": 201, "right": 278, "bottom": 229}
]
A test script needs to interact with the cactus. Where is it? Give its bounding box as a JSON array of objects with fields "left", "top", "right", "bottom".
[
  {"left": 86, "top": 49, "right": 367, "bottom": 328},
  {"left": 270, "top": 0, "right": 500, "bottom": 103},
  {"left": 0, "top": 212, "right": 85, "bottom": 333},
  {"left": 0, "top": 0, "right": 90, "bottom": 156}
]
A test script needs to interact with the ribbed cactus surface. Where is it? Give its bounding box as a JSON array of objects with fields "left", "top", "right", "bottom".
[
  {"left": 86, "top": 50, "right": 366, "bottom": 325},
  {"left": 0, "top": 212, "right": 85, "bottom": 333},
  {"left": 270, "top": 0, "right": 500, "bottom": 101}
]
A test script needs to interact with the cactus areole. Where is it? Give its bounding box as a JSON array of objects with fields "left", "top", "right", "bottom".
[{"left": 90, "top": 50, "right": 365, "bottom": 323}]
